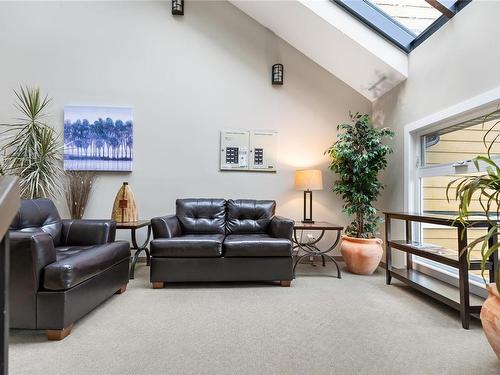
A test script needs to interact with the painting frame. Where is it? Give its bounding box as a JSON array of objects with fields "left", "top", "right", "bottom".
[{"left": 63, "top": 105, "right": 133, "bottom": 172}]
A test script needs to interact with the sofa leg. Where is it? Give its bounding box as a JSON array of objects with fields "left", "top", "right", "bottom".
[
  {"left": 115, "top": 284, "right": 127, "bottom": 294},
  {"left": 45, "top": 323, "right": 74, "bottom": 341},
  {"left": 152, "top": 282, "right": 164, "bottom": 289},
  {"left": 280, "top": 280, "right": 291, "bottom": 287}
]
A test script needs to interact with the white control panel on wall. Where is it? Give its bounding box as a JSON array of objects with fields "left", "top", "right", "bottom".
[
  {"left": 220, "top": 129, "right": 277, "bottom": 172},
  {"left": 220, "top": 130, "right": 250, "bottom": 170},
  {"left": 249, "top": 130, "right": 277, "bottom": 171}
]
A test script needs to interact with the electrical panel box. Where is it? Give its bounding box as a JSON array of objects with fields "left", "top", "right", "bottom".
[
  {"left": 220, "top": 129, "right": 278, "bottom": 172},
  {"left": 249, "top": 130, "right": 277, "bottom": 171},
  {"left": 220, "top": 130, "right": 250, "bottom": 170}
]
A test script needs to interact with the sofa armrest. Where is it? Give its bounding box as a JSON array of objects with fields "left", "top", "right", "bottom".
[
  {"left": 269, "top": 216, "right": 294, "bottom": 240},
  {"left": 151, "top": 215, "right": 182, "bottom": 239},
  {"left": 61, "top": 219, "right": 116, "bottom": 246},
  {"left": 10, "top": 231, "right": 57, "bottom": 291}
]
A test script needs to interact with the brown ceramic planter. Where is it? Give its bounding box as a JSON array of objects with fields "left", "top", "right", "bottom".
[
  {"left": 481, "top": 284, "right": 500, "bottom": 359},
  {"left": 340, "top": 235, "right": 383, "bottom": 275}
]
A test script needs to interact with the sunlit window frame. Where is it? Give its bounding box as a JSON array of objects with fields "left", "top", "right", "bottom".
[
  {"left": 333, "top": 0, "right": 471, "bottom": 53},
  {"left": 413, "top": 112, "right": 500, "bottom": 289},
  {"left": 402, "top": 89, "right": 500, "bottom": 298}
]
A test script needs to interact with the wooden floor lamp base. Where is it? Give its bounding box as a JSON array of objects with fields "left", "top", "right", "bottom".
[{"left": 45, "top": 323, "right": 74, "bottom": 340}]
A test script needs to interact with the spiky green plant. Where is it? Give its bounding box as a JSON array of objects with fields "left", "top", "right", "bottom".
[
  {"left": 447, "top": 108, "right": 500, "bottom": 291},
  {"left": 326, "top": 112, "right": 394, "bottom": 238},
  {"left": 0, "top": 86, "right": 63, "bottom": 199}
]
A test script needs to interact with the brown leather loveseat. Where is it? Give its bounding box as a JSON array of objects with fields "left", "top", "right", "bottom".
[
  {"left": 150, "top": 198, "right": 294, "bottom": 288},
  {"left": 9, "top": 199, "right": 130, "bottom": 340}
]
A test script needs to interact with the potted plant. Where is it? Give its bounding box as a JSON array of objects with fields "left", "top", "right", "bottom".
[
  {"left": 326, "top": 112, "right": 394, "bottom": 275},
  {"left": 0, "top": 86, "right": 63, "bottom": 199},
  {"left": 447, "top": 109, "right": 500, "bottom": 358}
]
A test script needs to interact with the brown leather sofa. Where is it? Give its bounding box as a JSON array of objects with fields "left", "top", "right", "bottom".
[
  {"left": 150, "top": 199, "right": 294, "bottom": 287},
  {"left": 9, "top": 199, "right": 130, "bottom": 340}
]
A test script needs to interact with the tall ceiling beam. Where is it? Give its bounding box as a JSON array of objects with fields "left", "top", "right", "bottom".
[{"left": 425, "top": 0, "right": 456, "bottom": 19}]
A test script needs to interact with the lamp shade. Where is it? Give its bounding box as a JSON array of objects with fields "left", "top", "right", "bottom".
[{"left": 294, "top": 169, "right": 323, "bottom": 191}]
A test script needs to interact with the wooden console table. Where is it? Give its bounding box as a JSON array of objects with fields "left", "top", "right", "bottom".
[
  {"left": 0, "top": 177, "right": 20, "bottom": 375},
  {"left": 384, "top": 212, "right": 498, "bottom": 329}
]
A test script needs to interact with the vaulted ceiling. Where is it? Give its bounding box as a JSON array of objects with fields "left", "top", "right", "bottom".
[{"left": 230, "top": 0, "right": 409, "bottom": 101}]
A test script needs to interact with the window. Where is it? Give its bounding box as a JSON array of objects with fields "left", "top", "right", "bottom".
[
  {"left": 422, "top": 112, "right": 500, "bottom": 168},
  {"left": 368, "top": 0, "right": 442, "bottom": 36},
  {"left": 334, "top": 0, "right": 471, "bottom": 52},
  {"left": 416, "top": 111, "right": 500, "bottom": 280}
]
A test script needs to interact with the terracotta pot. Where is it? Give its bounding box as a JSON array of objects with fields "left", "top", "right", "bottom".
[
  {"left": 481, "top": 284, "right": 500, "bottom": 359},
  {"left": 340, "top": 235, "right": 383, "bottom": 275}
]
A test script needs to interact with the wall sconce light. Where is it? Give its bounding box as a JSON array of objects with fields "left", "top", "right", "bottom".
[
  {"left": 272, "top": 64, "right": 283, "bottom": 85},
  {"left": 172, "top": 0, "right": 184, "bottom": 15}
]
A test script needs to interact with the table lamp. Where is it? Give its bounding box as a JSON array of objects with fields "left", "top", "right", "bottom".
[{"left": 294, "top": 169, "right": 323, "bottom": 223}]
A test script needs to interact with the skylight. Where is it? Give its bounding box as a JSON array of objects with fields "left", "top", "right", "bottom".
[
  {"left": 334, "top": 0, "right": 471, "bottom": 53},
  {"left": 368, "top": 0, "right": 442, "bottom": 35}
]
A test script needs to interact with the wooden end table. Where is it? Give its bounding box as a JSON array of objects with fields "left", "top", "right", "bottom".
[
  {"left": 292, "top": 221, "right": 344, "bottom": 279},
  {"left": 384, "top": 211, "right": 498, "bottom": 329},
  {"left": 116, "top": 220, "right": 152, "bottom": 280}
]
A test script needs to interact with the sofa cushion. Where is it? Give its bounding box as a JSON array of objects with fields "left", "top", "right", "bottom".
[
  {"left": 176, "top": 198, "right": 226, "bottom": 234},
  {"left": 150, "top": 234, "right": 224, "bottom": 258},
  {"left": 43, "top": 241, "right": 131, "bottom": 291},
  {"left": 10, "top": 199, "right": 63, "bottom": 246},
  {"left": 223, "top": 234, "right": 291, "bottom": 257},
  {"left": 226, "top": 199, "right": 275, "bottom": 234}
]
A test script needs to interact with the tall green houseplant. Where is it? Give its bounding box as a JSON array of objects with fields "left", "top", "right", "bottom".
[
  {"left": 0, "top": 86, "right": 63, "bottom": 199},
  {"left": 326, "top": 112, "right": 394, "bottom": 238}
]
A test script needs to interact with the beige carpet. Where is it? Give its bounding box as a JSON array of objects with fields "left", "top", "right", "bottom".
[{"left": 9, "top": 262, "right": 500, "bottom": 375}]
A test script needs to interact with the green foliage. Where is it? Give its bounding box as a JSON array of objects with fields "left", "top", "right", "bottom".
[
  {"left": 326, "top": 112, "right": 394, "bottom": 238},
  {"left": 0, "top": 86, "right": 63, "bottom": 199},
  {"left": 447, "top": 108, "right": 500, "bottom": 290}
]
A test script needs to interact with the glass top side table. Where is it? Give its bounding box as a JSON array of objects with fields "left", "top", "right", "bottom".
[{"left": 293, "top": 221, "right": 343, "bottom": 279}]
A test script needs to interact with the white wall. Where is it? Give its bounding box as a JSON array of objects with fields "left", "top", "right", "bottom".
[
  {"left": 372, "top": 1, "right": 500, "bottom": 261},
  {"left": 0, "top": 1, "right": 370, "bottom": 244}
]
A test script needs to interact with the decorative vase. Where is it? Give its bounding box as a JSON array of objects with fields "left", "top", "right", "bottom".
[
  {"left": 111, "top": 182, "right": 138, "bottom": 223},
  {"left": 340, "top": 235, "right": 383, "bottom": 275},
  {"left": 481, "top": 284, "right": 500, "bottom": 359}
]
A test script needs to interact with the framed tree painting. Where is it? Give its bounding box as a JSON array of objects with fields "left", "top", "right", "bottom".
[{"left": 64, "top": 106, "right": 133, "bottom": 171}]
